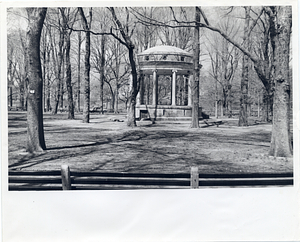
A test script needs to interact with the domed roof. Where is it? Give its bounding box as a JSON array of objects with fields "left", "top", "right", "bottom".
[{"left": 139, "top": 45, "right": 193, "bottom": 57}]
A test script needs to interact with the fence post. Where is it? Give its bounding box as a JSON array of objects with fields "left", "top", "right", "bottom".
[
  {"left": 190, "top": 167, "right": 199, "bottom": 189},
  {"left": 61, "top": 165, "right": 71, "bottom": 190}
]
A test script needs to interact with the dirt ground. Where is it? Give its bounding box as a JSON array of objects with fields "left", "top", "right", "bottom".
[{"left": 7, "top": 111, "right": 293, "bottom": 174}]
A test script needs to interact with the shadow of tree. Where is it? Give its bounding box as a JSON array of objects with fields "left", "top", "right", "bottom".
[{"left": 8, "top": 112, "right": 280, "bottom": 173}]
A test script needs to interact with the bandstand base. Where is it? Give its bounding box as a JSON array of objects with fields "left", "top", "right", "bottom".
[{"left": 136, "top": 105, "right": 203, "bottom": 120}]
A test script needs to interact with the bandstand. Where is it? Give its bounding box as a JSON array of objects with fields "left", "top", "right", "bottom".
[{"left": 136, "top": 45, "right": 202, "bottom": 120}]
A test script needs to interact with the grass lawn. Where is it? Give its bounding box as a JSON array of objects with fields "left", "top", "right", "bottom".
[{"left": 7, "top": 111, "right": 293, "bottom": 174}]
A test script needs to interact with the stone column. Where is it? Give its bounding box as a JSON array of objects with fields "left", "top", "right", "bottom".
[
  {"left": 188, "top": 75, "right": 192, "bottom": 106},
  {"left": 184, "top": 75, "right": 189, "bottom": 106},
  {"left": 137, "top": 74, "right": 144, "bottom": 106},
  {"left": 172, "top": 69, "right": 177, "bottom": 106},
  {"left": 137, "top": 90, "right": 141, "bottom": 106},
  {"left": 140, "top": 74, "right": 144, "bottom": 105},
  {"left": 152, "top": 70, "right": 158, "bottom": 105}
]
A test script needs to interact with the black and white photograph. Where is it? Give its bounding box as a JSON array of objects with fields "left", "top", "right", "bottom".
[{"left": 1, "top": 1, "right": 300, "bottom": 241}]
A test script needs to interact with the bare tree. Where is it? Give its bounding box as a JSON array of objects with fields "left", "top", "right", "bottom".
[
  {"left": 134, "top": 7, "right": 158, "bottom": 52},
  {"left": 267, "top": 6, "right": 292, "bottom": 157},
  {"left": 76, "top": 31, "right": 83, "bottom": 112},
  {"left": 48, "top": 9, "right": 65, "bottom": 114},
  {"left": 191, "top": 7, "right": 201, "bottom": 128},
  {"left": 7, "top": 30, "right": 28, "bottom": 110},
  {"left": 250, "top": 8, "right": 274, "bottom": 122},
  {"left": 201, "top": 6, "right": 292, "bottom": 157},
  {"left": 238, "top": 6, "right": 251, "bottom": 126},
  {"left": 60, "top": 7, "right": 77, "bottom": 119},
  {"left": 79, "top": 7, "right": 92, "bottom": 123},
  {"left": 25, "top": 8, "right": 47, "bottom": 152},
  {"left": 108, "top": 7, "right": 141, "bottom": 127},
  {"left": 132, "top": 6, "right": 293, "bottom": 157},
  {"left": 99, "top": 34, "right": 106, "bottom": 113},
  {"left": 40, "top": 24, "right": 52, "bottom": 112},
  {"left": 205, "top": 14, "right": 240, "bottom": 119}
]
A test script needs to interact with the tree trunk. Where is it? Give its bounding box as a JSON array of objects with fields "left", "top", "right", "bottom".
[
  {"left": 77, "top": 31, "right": 81, "bottom": 112},
  {"left": 53, "top": 79, "right": 61, "bottom": 114},
  {"left": 261, "top": 90, "right": 269, "bottom": 121},
  {"left": 199, "top": 7, "right": 291, "bottom": 156},
  {"left": 191, "top": 7, "right": 200, "bottom": 128},
  {"left": 257, "top": 93, "right": 260, "bottom": 118},
  {"left": 65, "top": 33, "right": 74, "bottom": 119},
  {"left": 215, "top": 101, "right": 218, "bottom": 118},
  {"left": 20, "top": 83, "right": 25, "bottom": 109},
  {"left": 227, "top": 85, "right": 232, "bottom": 118},
  {"left": 269, "top": 6, "right": 292, "bottom": 157},
  {"left": 52, "top": 28, "right": 64, "bottom": 114},
  {"left": 42, "top": 50, "right": 46, "bottom": 112},
  {"left": 9, "top": 87, "right": 13, "bottom": 107},
  {"left": 61, "top": 8, "right": 75, "bottom": 119},
  {"left": 100, "top": 34, "right": 105, "bottom": 113},
  {"left": 220, "top": 103, "right": 223, "bottom": 117},
  {"left": 79, "top": 7, "right": 92, "bottom": 123},
  {"left": 114, "top": 87, "right": 119, "bottom": 113},
  {"left": 239, "top": 7, "right": 250, "bottom": 126},
  {"left": 46, "top": 47, "right": 51, "bottom": 111},
  {"left": 25, "top": 8, "right": 47, "bottom": 153},
  {"left": 126, "top": 54, "right": 138, "bottom": 127},
  {"left": 113, "top": 40, "right": 121, "bottom": 114},
  {"left": 261, "top": 89, "right": 273, "bottom": 122},
  {"left": 105, "top": 81, "right": 115, "bottom": 111},
  {"left": 108, "top": 7, "right": 139, "bottom": 127},
  {"left": 214, "top": 69, "right": 219, "bottom": 118},
  {"left": 60, "top": 56, "right": 65, "bottom": 110}
]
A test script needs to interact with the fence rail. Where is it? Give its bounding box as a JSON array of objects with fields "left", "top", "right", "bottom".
[{"left": 8, "top": 166, "right": 293, "bottom": 191}]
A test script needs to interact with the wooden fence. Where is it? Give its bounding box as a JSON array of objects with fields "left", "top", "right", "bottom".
[{"left": 8, "top": 165, "right": 293, "bottom": 191}]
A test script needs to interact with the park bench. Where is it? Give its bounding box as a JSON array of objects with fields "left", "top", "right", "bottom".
[
  {"left": 8, "top": 165, "right": 293, "bottom": 191},
  {"left": 203, "top": 120, "right": 223, "bottom": 127}
]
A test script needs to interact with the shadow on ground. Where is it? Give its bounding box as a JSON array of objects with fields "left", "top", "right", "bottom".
[{"left": 7, "top": 111, "right": 292, "bottom": 174}]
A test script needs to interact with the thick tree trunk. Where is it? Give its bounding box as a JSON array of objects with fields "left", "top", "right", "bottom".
[
  {"left": 126, "top": 49, "right": 138, "bottom": 127},
  {"left": 25, "top": 8, "right": 47, "bottom": 153},
  {"left": 79, "top": 7, "right": 92, "bottom": 123},
  {"left": 191, "top": 7, "right": 200, "bottom": 128},
  {"left": 61, "top": 8, "right": 75, "bottom": 119},
  {"left": 269, "top": 6, "right": 292, "bottom": 157},
  {"left": 83, "top": 30, "right": 90, "bottom": 123},
  {"left": 239, "top": 7, "right": 250, "bottom": 126}
]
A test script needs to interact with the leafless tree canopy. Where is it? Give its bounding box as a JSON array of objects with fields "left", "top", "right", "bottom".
[{"left": 7, "top": 6, "right": 292, "bottom": 157}]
